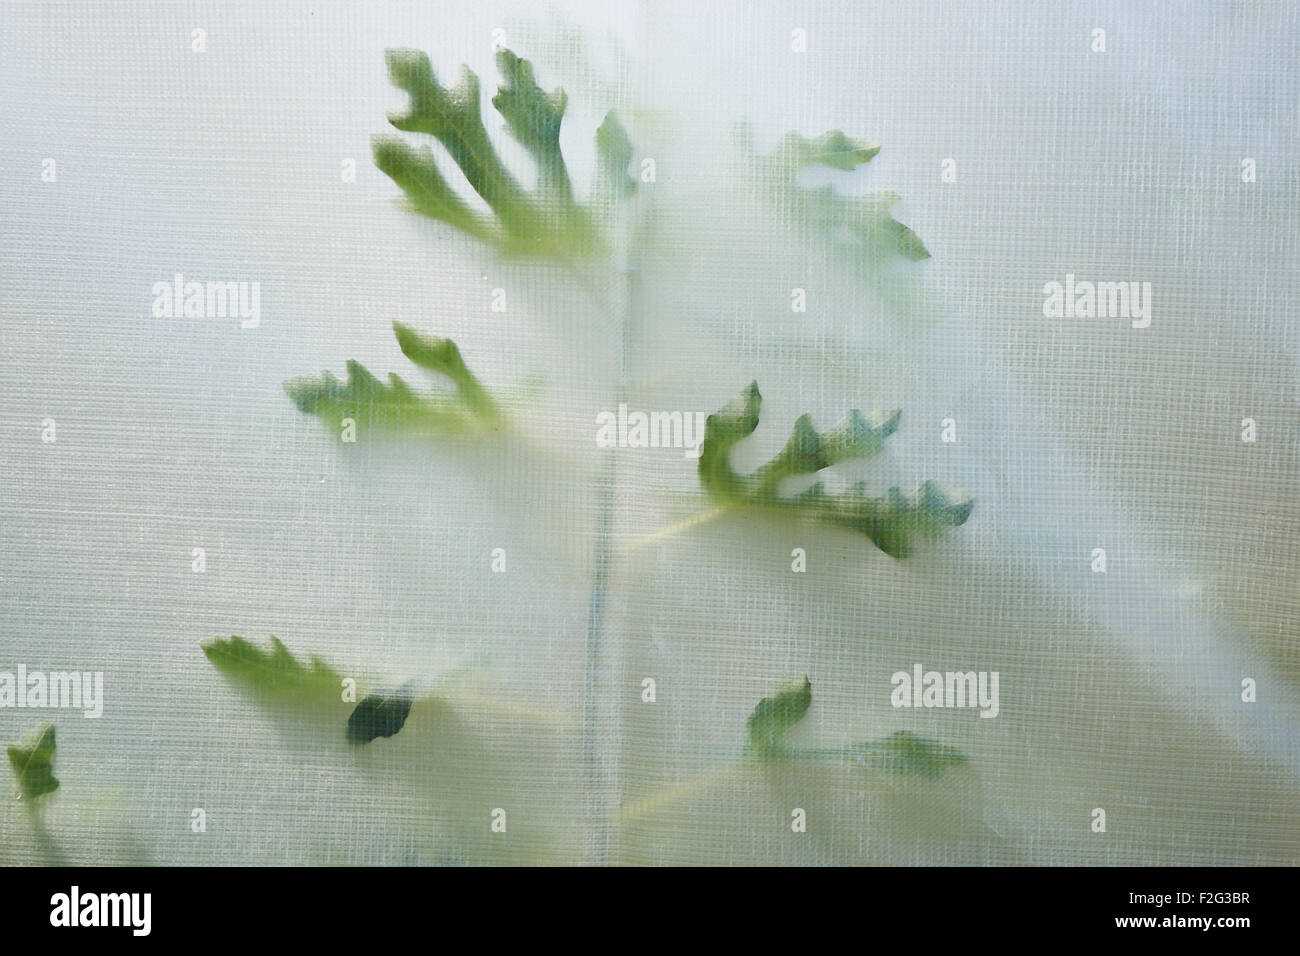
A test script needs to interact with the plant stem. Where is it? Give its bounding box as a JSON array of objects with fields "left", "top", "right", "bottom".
[
  {"left": 581, "top": 254, "right": 638, "bottom": 865},
  {"left": 582, "top": 449, "right": 616, "bottom": 865}
]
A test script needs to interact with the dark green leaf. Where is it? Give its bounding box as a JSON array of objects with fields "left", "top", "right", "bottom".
[
  {"left": 345, "top": 692, "right": 415, "bottom": 745},
  {"left": 7, "top": 722, "right": 58, "bottom": 799},
  {"left": 699, "top": 383, "right": 972, "bottom": 557}
]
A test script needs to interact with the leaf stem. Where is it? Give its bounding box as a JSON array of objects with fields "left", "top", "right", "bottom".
[{"left": 620, "top": 505, "right": 737, "bottom": 554}]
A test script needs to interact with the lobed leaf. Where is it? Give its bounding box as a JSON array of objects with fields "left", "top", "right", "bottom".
[
  {"left": 699, "top": 382, "right": 972, "bottom": 557},
  {"left": 756, "top": 128, "right": 930, "bottom": 261},
  {"left": 202, "top": 636, "right": 342, "bottom": 701},
  {"left": 285, "top": 323, "right": 500, "bottom": 438},
  {"left": 375, "top": 47, "right": 631, "bottom": 257}
]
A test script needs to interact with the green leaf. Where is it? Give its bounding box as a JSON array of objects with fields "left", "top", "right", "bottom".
[
  {"left": 595, "top": 113, "right": 637, "bottom": 200},
  {"left": 205, "top": 640, "right": 434, "bottom": 746},
  {"left": 755, "top": 128, "right": 930, "bottom": 261},
  {"left": 791, "top": 186, "right": 931, "bottom": 262},
  {"left": 844, "top": 731, "right": 968, "bottom": 780},
  {"left": 393, "top": 323, "right": 499, "bottom": 420},
  {"left": 7, "top": 722, "right": 59, "bottom": 799},
  {"left": 371, "top": 137, "right": 496, "bottom": 242},
  {"left": 699, "top": 383, "right": 972, "bottom": 557},
  {"left": 285, "top": 323, "right": 500, "bottom": 437},
  {"left": 382, "top": 49, "right": 528, "bottom": 230},
  {"left": 746, "top": 675, "right": 812, "bottom": 754},
  {"left": 491, "top": 49, "right": 571, "bottom": 200},
  {"left": 345, "top": 692, "right": 415, "bottom": 745},
  {"left": 747, "top": 678, "right": 966, "bottom": 780},
  {"left": 375, "top": 47, "right": 622, "bottom": 257},
  {"left": 202, "top": 636, "right": 341, "bottom": 701},
  {"left": 775, "top": 130, "right": 881, "bottom": 171}
]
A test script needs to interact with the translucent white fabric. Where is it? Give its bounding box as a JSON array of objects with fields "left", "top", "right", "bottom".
[{"left": 1, "top": 1, "right": 1296, "bottom": 865}]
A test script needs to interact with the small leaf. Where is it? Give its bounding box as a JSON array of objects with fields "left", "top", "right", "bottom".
[
  {"left": 746, "top": 675, "right": 812, "bottom": 754},
  {"left": 775, "top": 130, "right": 881, "bottom": 171},
  {"left": 756, "top": 129, "right": 930, "bottom": 262},
  {"left": 746, "top": 679, "right": 967, "bottom": 780},
  {"left": 393, "top": 323, "right": 498, "bottom": 420},
  {"left": 791, "top": 185, "right": 931, "bottom": 262},
  {"left": 699, "top": 383, "right": 972, "bottom": 557},
  {"left": 595, "top": 113, "right": 637, "bottom": 200},
  {"left": 345, "top": 692, "right": 414, "bottom": 745},
  {"left": 202, "top": 636, "right": 341, "bottom": 701},
  {"left": 846, "top": 731, "right": 968, "bottom": 780},
  {"left": 7, "top": 722, "right": 58, "bottom": 799},
  {"left": 285, "top": 361, "right": 466, "bottom": 433},
  {"left": 286, "top": 325, "right": 499, "bottom": 437},
  {"left": 879, "top": 217, "right": 931, "bottom": 261}
]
